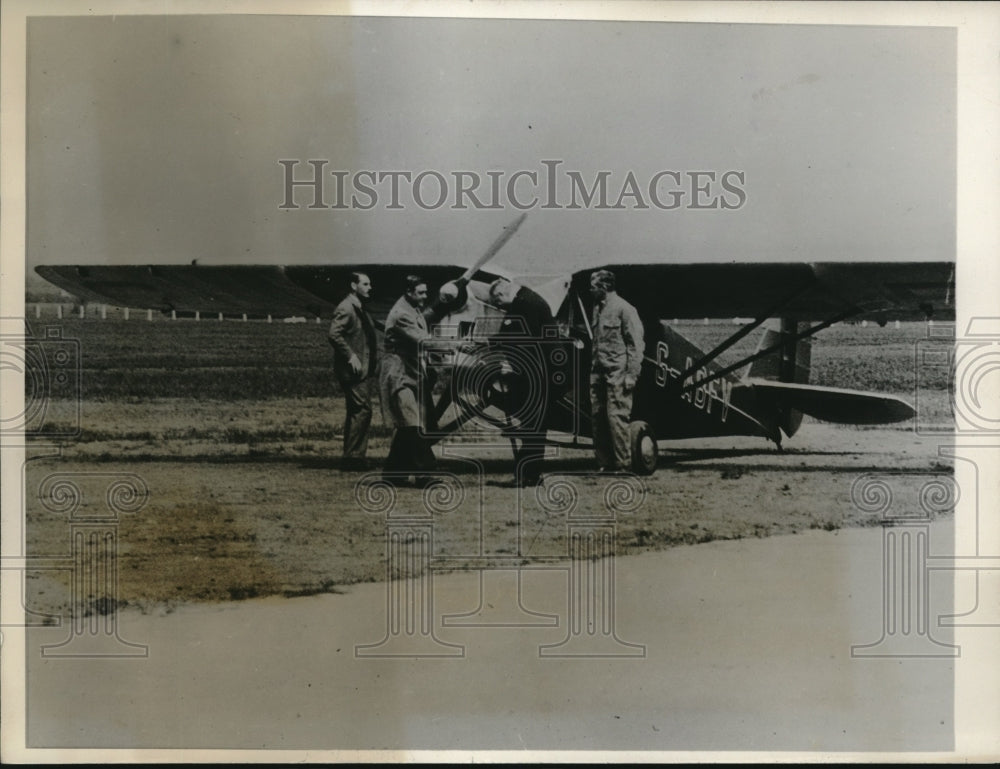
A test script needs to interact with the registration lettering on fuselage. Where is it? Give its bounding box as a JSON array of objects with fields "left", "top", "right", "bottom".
[{"left": 654, "top": 341, "right": 732, "bottom": 422}]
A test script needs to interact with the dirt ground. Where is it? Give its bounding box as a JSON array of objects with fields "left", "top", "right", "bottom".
[
  {"left": 21, "top": 397, "right": 954, "bottom": 619},
  {"left": 13, "top": 349, "right": 971, "bottom": 756}
]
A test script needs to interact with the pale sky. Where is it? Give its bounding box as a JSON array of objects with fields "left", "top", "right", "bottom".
[{"left": 26, "top": 15, "right": 955, "bottom": 274}]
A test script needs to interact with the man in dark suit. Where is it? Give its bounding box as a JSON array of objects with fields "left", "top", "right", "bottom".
[
  {"left": 328, "top": 272, "right": 378, "bottom": 470},
  {"left": 488, "top": 278, "right": 558, "bottom": 486}
]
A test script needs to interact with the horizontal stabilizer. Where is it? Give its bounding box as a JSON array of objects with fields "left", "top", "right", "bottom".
[{"left": 747, "top": 380, "right": 915, "bottom": 425}]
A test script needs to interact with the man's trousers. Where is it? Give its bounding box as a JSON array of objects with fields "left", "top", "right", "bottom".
[{"left": 589, "top": 373, "right": 633, "bottom": 471}]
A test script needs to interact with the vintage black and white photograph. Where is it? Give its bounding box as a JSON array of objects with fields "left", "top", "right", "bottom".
[{"left": 2, "top": 0, "right": 998, "bottom": 762}]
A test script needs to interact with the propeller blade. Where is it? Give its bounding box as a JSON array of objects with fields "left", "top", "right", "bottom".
[{"left": 457, "top": 213, "right": 527, "bottom": 284}]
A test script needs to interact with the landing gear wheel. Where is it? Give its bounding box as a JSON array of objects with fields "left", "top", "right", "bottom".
[{"left": 629, "top": 420, "right": 657, "bottom": 476}]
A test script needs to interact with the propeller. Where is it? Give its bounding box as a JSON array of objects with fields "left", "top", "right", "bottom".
[{"left": 439, "top": 213, "right": 527, "bottom": 306}]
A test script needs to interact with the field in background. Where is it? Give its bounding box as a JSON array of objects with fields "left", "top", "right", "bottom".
[
  {"left": 27, "top": 315, "right": 952, "bottom": 403},
  {"left": 21, "top": 316, "right": 955, "bottom": 453}
]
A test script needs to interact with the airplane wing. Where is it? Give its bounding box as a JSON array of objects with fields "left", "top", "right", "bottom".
[
  {"left": 34, "top": 263, "right": 512, "bottom": 321},
  {"left": 569, "top": 261, "right": 955, "bottom": 322},
  {"left": 35, "top": 215, "right": 531, "bottom": 322},
  {"left": 35, "top": 260, "right": 954, "bottom": 323},
  {"left": 747, "top": 379, "right": 916, "bottom": 424}
]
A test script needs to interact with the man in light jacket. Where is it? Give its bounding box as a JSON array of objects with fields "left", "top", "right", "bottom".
[
  {"left": 379, "top": 275, "right": 444, "bottom": 486},
  {"left": 589, "top": 269, "right": 644, "bottom": 472}
]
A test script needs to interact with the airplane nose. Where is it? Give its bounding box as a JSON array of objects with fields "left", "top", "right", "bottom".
[
  {"left": 439, "top": 281, "right": 459, "bottom": 302},
  {"left": 439, "top": 280, "right": 467, "bottom": 309}
]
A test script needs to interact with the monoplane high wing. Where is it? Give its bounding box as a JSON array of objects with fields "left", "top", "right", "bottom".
[
  {"left": 36, "top": 259, "right": 954, "bottom": 327},
  {"left": 35, "top": 216, "right": 532, "bottom": 322},
  {"left": 34, "top": 263, "right": 511, "bottom": 321},
  {"left": 569, "top": 261, "right": 955, "bottom": 322}
]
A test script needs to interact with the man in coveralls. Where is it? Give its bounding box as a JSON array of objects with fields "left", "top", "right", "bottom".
[
  {"left": 589, "top": 269, "right": 644, "bottom": 472},
  {"left": 487, "top": 278, "right": 558, "bottom": 486},
  {"left": 328, "top": 272, "right": 378, "bottom": 470},
  {"left": 380, "top": 275, "right": 443, "bottom": 487}
]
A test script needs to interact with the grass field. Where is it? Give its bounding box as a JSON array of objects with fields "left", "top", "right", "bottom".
[
  {"left": 29, "top": 316, "right": 952, "bottom": 401},
  {"left": 20, "top": 317, "right": 955, "bottom": 617},
  {"left": 24, "top": 317, "right": 955, "bottom": 451}
]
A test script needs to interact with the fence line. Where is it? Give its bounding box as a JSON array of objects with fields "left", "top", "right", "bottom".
[{"left": 25, "top": 303, "right": 328, "bottom": 323}]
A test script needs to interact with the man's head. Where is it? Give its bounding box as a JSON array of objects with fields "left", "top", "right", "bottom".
[
  {"left": 488, "top": 278, "right": 518, "bottom": 308},
  {"left": 350, "top": 272, "right": 372, "bottom": 301},
  {"left": 404, "top": 274, "right": 429, "bottom": 308},
  {"left": 589, "top": 269, "right": 616, "bottom": 302}
]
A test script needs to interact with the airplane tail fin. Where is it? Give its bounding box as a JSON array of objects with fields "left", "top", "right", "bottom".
[
  {"left": 745, "top": 319, "right": 915, "bottom": 434},
  {"left": 745, "top": 319, "right": 810, "bottom": 436},
  {"left": 746, "top": 319, "right": 811, "bottom": 383}
]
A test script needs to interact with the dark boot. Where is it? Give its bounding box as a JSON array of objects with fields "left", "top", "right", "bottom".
[
  {"left": 514, "top": 439, "right": 544, "bottom": 486},
  {"left": 382, "top": 429, "right": 408, "bottom": 484},
  {"left": 409, "top": 428, "right": 440, "bottom": 486}
]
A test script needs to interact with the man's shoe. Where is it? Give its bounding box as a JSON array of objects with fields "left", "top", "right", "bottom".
[
  {"left": 341, "top": 457, "right": 372, "bottom": 471},
  {"left": 414, "top": 475, "right": 444, "bottom": 489},
  {"left": 377, "top": 473, "right": 411, "bottom": 487}
]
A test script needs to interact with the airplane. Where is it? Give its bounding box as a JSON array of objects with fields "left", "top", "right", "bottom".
[{"left": 34, "top": 220, "right": 955, "bottom": 475}]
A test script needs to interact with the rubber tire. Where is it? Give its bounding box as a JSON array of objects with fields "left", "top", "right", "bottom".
[{"left": 629, "top": 420, "right": 657, "bottom": 476}]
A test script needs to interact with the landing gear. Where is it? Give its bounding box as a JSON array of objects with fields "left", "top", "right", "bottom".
[{"left": 629, "top": 420, "right": 658, "bottom": 476}]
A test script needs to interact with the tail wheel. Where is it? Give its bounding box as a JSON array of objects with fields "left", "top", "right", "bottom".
[{"left": 629, "top": 420, "right": 657, "bottom": 476}]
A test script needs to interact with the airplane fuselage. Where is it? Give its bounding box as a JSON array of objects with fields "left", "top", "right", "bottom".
[
  {"left": 539, "top": 319, "right": 782, "bottom": 446},
  {"left": 430, "top": 283, "right": 904, "bottom": 453},
  {"left": 631, "top": 323, "right": 779, "bottom": 443}
]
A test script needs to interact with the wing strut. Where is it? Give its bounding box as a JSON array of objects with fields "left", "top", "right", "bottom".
[
  {"left": 577, "top": 293, "right": 593, "bottom": 339},
  {"left": 673, "top": 306, "right": 859, "bottom": 396},
  {"left": 672, "top": 278, "right": 818, "bottom": 383}
]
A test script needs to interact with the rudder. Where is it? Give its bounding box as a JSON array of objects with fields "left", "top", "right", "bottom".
[{"left": 746, "top": 318, "right": 811, "bottom": 437}]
